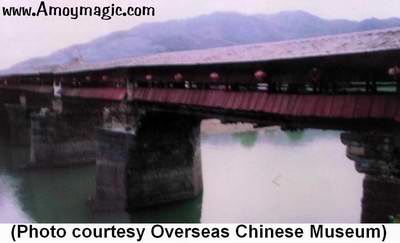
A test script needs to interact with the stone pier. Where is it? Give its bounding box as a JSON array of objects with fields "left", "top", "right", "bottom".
[
  {"left": 361, "top": 175, "right": 400, "bottom": 223},
  {"left": 341, "top": 131, "right": 400, "bottom": 178},
  {"left": 0, "top": 91, "right": 52, "bottom": 145},
  {"left": 30, "top": 100, "right": 103, "bottom": 167},
  {"left": 95, "top": 111, "right": 203, "bottom": 210},
  {"left": 95, "top": 128, "right": 135, "bottom": 210},
  {"left": 341, "top": 130, "right": 400, "bottom": 222},
  {"left": 0, "top": 92, "right": 9, "bottom": 143},
  {"left": 4, "top": 104, "right": 38, "bottom": 146},
  {"left": 0, "top": 104, "right": 11, "bottom": 144}
]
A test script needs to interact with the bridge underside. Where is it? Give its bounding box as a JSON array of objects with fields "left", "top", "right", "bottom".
[{"left": 133, "top": 100, "right": 399, "bottom": 132}]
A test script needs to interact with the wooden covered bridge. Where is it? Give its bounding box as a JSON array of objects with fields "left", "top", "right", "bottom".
[
  {"left": 1, "top": 27, "right": 400, "bottom": 126},
  {"left": 0, "top": 27, "right": 400, "bottom": 212}
]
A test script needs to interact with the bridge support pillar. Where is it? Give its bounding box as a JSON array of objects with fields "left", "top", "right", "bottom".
[
  {"left": 95, "top": 128, "right": 135, "bottom": 210},
  {"left": 4, "top": 104, "right": 37, "bottom": 146},
  {"left": 0, "top": 104, "right": 10, "bottom": 144},
  {"left": 0, "top": 92, "right": 51, "bottom": 145},
  {"left": 341, "top": 131, "right": 400, "bottom": 177},
  {"left": 361, "top": 175, "right": 400, "bottom": 223},
  {"left": 30, "top": 107, "right": 102, "bottom": 167},
  {"left": 95, "top": 111, "right": 203, "bottom": 210},
  {"left": 341, "top": 131, "right": 400, "bottom": 222}
]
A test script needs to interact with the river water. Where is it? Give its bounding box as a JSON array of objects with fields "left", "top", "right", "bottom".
[{"left": 0, "top": 126, "right": 365, "bottom": 223}]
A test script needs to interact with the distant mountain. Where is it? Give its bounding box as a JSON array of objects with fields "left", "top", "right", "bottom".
[{"left": 4, "top": 11, "right": 400, "bottom": 75}]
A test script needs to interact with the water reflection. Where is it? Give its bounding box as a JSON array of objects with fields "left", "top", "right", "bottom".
[
  {"left": 284, "top": 130, "right": 305, "bottom": 143},
  {"left": 232, "top": 131, "right": 258, "bottom": 148},
  {"left": 0, "top": 174, "right": 31, "bottom": 223},
  {"left": 128, "top": 195, "right": 203, "bottom": 223},
  {"left": 0, "top": 126, "right": 381, "bottom": 223}
]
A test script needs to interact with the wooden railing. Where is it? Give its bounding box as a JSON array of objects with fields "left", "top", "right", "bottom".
[{"left": 131, "top": 80, "right": 400, "bottom": 95}]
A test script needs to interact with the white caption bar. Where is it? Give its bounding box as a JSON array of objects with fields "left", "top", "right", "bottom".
[{"left": 0, "top": 224, "right": 399, "bottom": 243}]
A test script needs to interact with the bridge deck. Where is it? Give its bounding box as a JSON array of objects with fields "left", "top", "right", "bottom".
[
  {"left": 2, "top": 85, "right": 399, "bottom": 122},
  {"left": 129, "top": 88, "right": 400, "bottom": 122}
]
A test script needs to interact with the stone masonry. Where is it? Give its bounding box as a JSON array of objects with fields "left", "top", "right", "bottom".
[{"left": 95, "top": 111, "right": 203, "bottom": 210}]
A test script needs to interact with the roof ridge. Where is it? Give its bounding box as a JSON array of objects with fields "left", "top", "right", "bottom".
[{"left": 100, "top": 27, "right": 400, "bottom": 63}]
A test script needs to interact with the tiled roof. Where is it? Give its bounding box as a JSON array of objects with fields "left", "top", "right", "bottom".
[
  {"left": 55, "top": 27, "right": 400, "bottom": 74},
  {"left": 3, "top": 27, "right": 400, "bottom": 76}
]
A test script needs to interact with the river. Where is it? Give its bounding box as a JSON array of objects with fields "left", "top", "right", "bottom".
[{"left": 0, "top": 125, "right": 365, "bottom": 223}]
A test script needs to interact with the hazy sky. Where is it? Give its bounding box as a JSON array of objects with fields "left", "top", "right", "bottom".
[{"left": 1, "top": 0, "right": 400, "bottom": 69}]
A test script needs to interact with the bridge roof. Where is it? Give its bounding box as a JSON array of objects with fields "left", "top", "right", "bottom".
[
  {"left": 55, "top": 27, "right": 400, "bottom": 74},
  {"left": 3, "top": 27, "right": 400, "bottom": 77}
]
